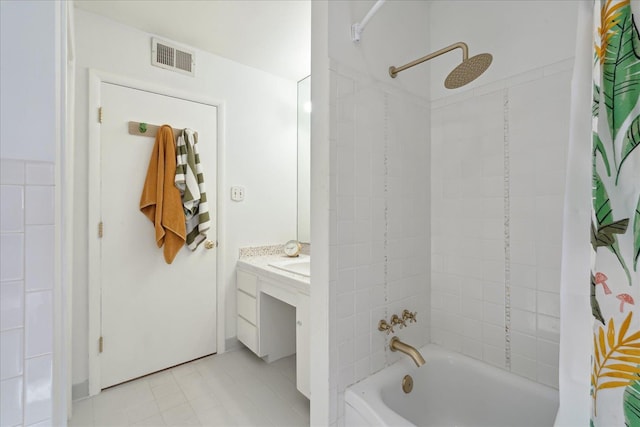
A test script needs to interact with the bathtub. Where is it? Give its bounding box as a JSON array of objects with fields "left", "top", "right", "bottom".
[{"left": 345, "top": 344, "right": 559, "bottom": 426}]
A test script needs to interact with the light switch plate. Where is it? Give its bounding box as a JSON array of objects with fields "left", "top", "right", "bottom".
[{"left": 231, "top": 186, "right": 245, "bottom": 201}]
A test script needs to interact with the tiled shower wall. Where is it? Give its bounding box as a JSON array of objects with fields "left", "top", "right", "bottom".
[
  {"left": 329, "top": 63, "right": 430, "bottom": 423},
  {"left": 1, "top": 159, "right": 55, "bottom": 426},
  {"left": 430, "top": 60, "right": 573, "bottom": 388}
]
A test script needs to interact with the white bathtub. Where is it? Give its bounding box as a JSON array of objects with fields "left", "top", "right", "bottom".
[{"left": 345, "top": 344, "right": 559, "bottom": 426}]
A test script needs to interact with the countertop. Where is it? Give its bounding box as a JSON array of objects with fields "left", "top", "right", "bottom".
[{"left": 237, "top": 253, "right": 310, "bottom": 295}]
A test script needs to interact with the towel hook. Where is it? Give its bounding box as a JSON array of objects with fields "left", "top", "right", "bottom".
[{"left": 138, "top": 122, "right": 148, "bottom": 133}]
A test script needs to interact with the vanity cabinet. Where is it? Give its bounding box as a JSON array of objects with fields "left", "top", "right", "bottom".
[
  {"left": 236, "top": 263, "right": 310, "bottom": 398},
  {"left": 236, "top": 270, "right": 260, "bottom": 356}
]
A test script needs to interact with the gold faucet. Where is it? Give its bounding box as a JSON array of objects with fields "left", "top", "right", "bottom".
[{"left": 389, "top": 337, "right": 426, "bottom": 367}]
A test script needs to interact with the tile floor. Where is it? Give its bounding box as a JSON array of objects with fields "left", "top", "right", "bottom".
[{"left": 69, "top": 347, "right": 310, "bottom": 426}]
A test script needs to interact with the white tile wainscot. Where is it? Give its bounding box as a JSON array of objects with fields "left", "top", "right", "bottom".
[{"left": 236, "top": 254, "right": 310, "bottom": 399}]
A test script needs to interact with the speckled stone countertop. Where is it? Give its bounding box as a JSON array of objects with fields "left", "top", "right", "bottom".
[{"left": 237, "top": 252, "right": 310, "bottom": 294}]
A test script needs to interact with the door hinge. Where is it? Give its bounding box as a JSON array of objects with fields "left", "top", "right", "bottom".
[
  {"left": 98, "top": 107, "right": 103, "bottom": 124},
  {"left": 98, "top": 222, "right": 103, "bottom": 238},
  {"left": 99, "top": 336, "right": 104, "bottom": 353}
]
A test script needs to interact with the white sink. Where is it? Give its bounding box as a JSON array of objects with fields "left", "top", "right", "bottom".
[{"left": 268, "top": 258, "right": 310, "bottom": 277}]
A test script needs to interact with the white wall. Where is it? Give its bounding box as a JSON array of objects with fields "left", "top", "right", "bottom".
[
  {"left": 429, "top": 1, "right": 579, "bottom": 100},
  {"left": 72, "top": 9, "right": 298, "bottom": 393},
  {"left": 322, "top": 1, "right": 432, "bottom": 424},
  {"left": 1, "top": 1, "right": 63, "bottom": 425},
  {"left": 429, "top": 0, "right": 579, "bottom": 389}
]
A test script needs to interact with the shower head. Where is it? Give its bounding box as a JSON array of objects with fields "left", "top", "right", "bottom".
[
  {"left": 389, "top": 42, "right": 492, "bottom": 89},
  {"left": 444, "top": 53, "right": 493, "bottom": 89}
]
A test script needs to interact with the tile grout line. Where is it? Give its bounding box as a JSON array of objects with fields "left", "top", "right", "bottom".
[
  {"left": 383, "top": 92, "right": 390, "bottom": 364},
  {"left": 503, "top": 88, "right": 512, "bottom": 370}
]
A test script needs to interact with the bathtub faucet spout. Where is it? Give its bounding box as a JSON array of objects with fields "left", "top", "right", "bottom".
[{"left": 389, "top": 337, "right": 426, "bottom": 367}]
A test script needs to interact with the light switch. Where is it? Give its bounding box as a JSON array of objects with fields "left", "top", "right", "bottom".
[{"left": 231, "top": 186, "right": 245, "bottom": 201}]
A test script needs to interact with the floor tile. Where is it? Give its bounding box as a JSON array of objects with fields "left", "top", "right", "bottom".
[{"left": 70, "top": 347, "right": 309, "bottom": 427}]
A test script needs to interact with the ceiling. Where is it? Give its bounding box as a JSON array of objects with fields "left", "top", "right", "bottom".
[{"left": 74, "top": 0, "right": 311, "bottom": 82}]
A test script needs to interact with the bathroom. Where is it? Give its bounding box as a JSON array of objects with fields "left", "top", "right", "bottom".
[{"left": 3, "top": 0, "right": 640, "bottom": 426}]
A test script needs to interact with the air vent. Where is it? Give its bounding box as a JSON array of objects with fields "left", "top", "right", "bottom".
[{"left": 151, "top": 38, "right": 195, "bottom": 76}]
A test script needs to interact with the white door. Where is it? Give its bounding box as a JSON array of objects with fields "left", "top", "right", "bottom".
[{"left": 99, "top": 82, "right": 217, "bottom": 389}]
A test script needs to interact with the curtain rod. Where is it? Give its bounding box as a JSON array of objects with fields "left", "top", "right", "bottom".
[{"left": 351, "top": 0, "right": 386, "bottom": 42}]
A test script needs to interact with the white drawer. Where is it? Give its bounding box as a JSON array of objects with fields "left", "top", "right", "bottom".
[
  {"left": 237, "top": 316, "right": 259, "bottom": 355},
  {"left": 237, "top": 290, "right": 257, "bottom": 325},
  {"left": 237, "top": 270, "right": 257, "bottom": 296}
]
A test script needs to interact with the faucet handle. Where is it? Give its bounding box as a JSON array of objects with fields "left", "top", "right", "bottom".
[
  {"left": 378, "top": 319, "right": 394, "bottom": 334},
  {"left": 390, "top": 314, "right": 407, "bottom": 329},
  {"left": 402, "top": 309, "right": 418, "bottom": 323}
]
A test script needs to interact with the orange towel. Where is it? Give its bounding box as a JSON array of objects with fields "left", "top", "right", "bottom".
[{"left": 140, "top": 125, "right": 186, "bottom": 264}]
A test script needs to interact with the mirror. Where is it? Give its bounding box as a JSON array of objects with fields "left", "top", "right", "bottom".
[{"left": 297, "top": 75, "right": 311, "bottom": 243}]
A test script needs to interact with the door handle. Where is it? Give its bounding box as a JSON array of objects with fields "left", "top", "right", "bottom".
[{"left": 204, "top": 240, "right": 217, "bottom": 250}]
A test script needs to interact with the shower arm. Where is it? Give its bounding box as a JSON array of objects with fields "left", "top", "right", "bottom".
[{"left": 389, "top": 42, "right": 469, "bottom": 78}]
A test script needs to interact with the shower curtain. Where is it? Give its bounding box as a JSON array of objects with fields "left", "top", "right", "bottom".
[{"left": 590, "top": 0, "right": 640, "bottom": 424}]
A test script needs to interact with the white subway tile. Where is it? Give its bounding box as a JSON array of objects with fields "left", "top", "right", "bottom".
[
  {"left": 25, "top": 291, "right": 53, "bottom": 357},
  {"left": 337, "top": 366, "right": 355, "bottom": 391},
  {"left": 483, "top": 301, "right": 505, "bottom": 326},
  {"left": 338, "top": 340, "right": 355, "bottom": 369},
  {"left": 537, "top": 339, "right": 560, "bottom": 367},
  {"left": 25, "top": 186, "right": 54, "bottom": 225},
  {"left": 25, "top": 225, "right": 54, "bottom": 291},
  {"left": 337, "top": 269, "right": 355, "bottom": 295},
  {"left": 336, "top": 245, "right": 355, "bottom": 270},
  {"left": 511, "top": 354, "right": 537, "bottom": 381},
  {"left": 1, "top": 329, "right": 23, "bottom": 379},
  {"left": 506, "top": 68, "right": 544, "bottom": 88},
  {"left": 25, "top": 354, "right": 53, "bottom": 425},
  {"left": 536, "top": 267, "right": 561, "bottom": 293},
  {"left": 537, "top": 314, "right": 560, "bottom": 343},
  {"left": 482, "top": 260, "right": 505, "bottom": 283},
  {"left": 442, "top": 332, "right": 462, "bottom": 353},
  {"left": 483, "top": 283, "right": 505, "bottom": 304},
  {"left": 543, "top": 59, "right": 574, "bottom": 77},
  {"left": 510, "top": 286, "right": 536, "bottom": 312},
  {"left": 535, "top": 243, "right": 562, "bottom": 269},
  {"left": 1, "top": 280, "right": 24, "bottom": 330},
  {"left": 1, "top": 377, "right": 23, "bottom": 426},
  {"left": 510, "top": 240, "right": 536, "bottom": 266},
  {"left": 537, "top": 362, "right": 559, "bottom": 389},
  {"left": 0, "top": 233, "right": 24, "bottom": 281},
  {"left": 537, "top": 291, "right": 560, "bottom": 317},
  {"left": 510, "top": 217, "right": 535, "bottom": 242},
  {"left": 354, "top": 357, "right": 370, "bottom": 383},
  {"left": 481, "top": 239, "right": 504, "bottom": 261},
  {"left": 460, "top": 278, "right": 483, "bottom": 300},
  {"left": 354, "top": 334, "right": 370, "bottom": 361},
  {"left": 26, "top": 163, "right": 54, "bottom": 185},
  {"left": 1, "top": 160, "right": 25, "bottom": 185},
  {"left": 0, "top": 185, "right": 24, "bottom": 232},
  {"left": 482, "top": 323, "right": 505, "bottom": 348},
  {"left": 511, "top": 309, "right": 537, "bottom": 335},
  {"left": 355, "top": 289, "right": 372, "bottom": 315},
  {"left": 511, "top": 331, "right": 537, "bottom": 357},
  {"left": 483, "top": 344, "right": 506, "bottom": 369},
  {"left": 511, "top": 263, "right": 537, "bottom": 289},
  {"left": 461, "top": 297, "right": 483, "bottom": 321},
  {"left": 336, "top": 292, "right": 354, "bottom": 320},
  {"left": 27, "top": 419, "right": 53, "bottom": 427},
  {"left": 337, "top": 221, "right": 354, "bottom": 245},
  {"left": 336, "top": 196, "right": 355, "bottom": 221},
  {"left": 462, "top": 338, "right": 483, "bottom": 360}
]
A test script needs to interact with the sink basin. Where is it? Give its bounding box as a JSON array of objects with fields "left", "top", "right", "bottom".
[{"left": 268, "top": 258, "right": 310, "bottom": 277}]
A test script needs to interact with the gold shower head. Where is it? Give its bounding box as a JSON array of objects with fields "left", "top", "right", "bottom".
[
  {"left": 444, "top": 53, "right": 493, "bottom": 89},
  {"left": 389, "top": 42, "right": 492, "bottom": 89}
]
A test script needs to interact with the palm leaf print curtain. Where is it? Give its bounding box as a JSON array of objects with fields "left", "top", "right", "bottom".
[{"left": 591, "top": 0, "right": 640, "bottom": 424}]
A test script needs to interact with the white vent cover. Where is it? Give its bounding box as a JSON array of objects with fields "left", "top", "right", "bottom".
[{"left": 151, "top": 38, "right": 195, "bottom": 76}]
